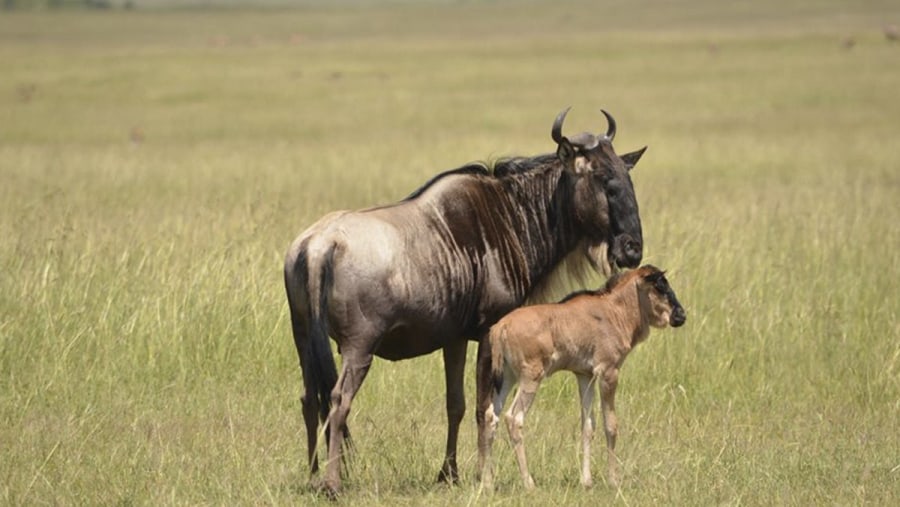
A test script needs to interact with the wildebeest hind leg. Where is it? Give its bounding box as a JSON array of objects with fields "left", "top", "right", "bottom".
[
  {"left": 474, "top": 336, "right": 493, "bottom": 481},
  {"left": 437, "top": 340, "right": 467, "bottom": 484},
  {"left": 323, "top": 350, "right": 374, "bottom": 497}
]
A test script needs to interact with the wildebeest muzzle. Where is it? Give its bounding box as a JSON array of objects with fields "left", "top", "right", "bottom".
[{"left": 611, "top": 234, "right": 642, "bottom": 269}]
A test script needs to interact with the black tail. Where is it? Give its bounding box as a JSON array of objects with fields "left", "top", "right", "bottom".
[
  {"left": 286, "top": 242, "right": 354, "bottom": 474},
  {"left": 286, "top": 246, "right": 339, "bottom": 425}
]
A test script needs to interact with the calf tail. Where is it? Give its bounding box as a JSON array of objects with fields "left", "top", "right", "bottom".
[{"left": 489, "top": 325, "right": 506, "bottom": 396}]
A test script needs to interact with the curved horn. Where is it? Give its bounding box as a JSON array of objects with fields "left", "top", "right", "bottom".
[
  {"left": 552, "top": 106, "right": 571, "bottom": 144},
  {"left": 601, "top": 109, "right": 617, "bottom": 141}
]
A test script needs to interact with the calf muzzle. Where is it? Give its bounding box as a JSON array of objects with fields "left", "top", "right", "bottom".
[{"left": 670, "top": 306, "right": 686, "bottom": 327}]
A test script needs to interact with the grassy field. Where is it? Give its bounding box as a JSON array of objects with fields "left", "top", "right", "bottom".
[{"left": 2, "top": 0, "right": 899, "bottom": 504}]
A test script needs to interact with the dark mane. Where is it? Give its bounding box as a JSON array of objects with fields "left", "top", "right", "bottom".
[
  {"left": 558, "top": 271, "right": 628, "bottom": 303},
  {"left": 402, "top": 152, "right": 561, "bottom": 201},
  {"left": 402, "top": 164, "right": 489, "bottom": 201},
  {"left": 492, "top": 153, "right": 559, "bottom": 177}
]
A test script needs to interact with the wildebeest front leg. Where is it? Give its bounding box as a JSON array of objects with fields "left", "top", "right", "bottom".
[
  {"left": 576, "top": 374, "right": 597, "bottom": 488},
  {"left": 599, "top": 368, "right": 620, "bottom": 487},
  {"left": 323, "top": 351, "right": 374, "bottom": 497},
  {"left": 437, "top": 340, "right": 468, "bottom": 484}
]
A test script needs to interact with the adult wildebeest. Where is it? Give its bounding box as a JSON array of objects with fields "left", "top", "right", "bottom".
[
  {"left": 479, "top": 265, "right": 686, "bottom": 491},
  {"left": 283, "top": 107, "right": 647, "bottom": 495}
]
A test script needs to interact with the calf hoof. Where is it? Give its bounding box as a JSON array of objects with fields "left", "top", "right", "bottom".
[
  {"left": 315, "top": 479, "right": 341, "bottom": 501},
  {"left": 323, "top": 486, "right": 341, "bottom": 501},
  {"left": 524, "top": 475, "right": 535, "bottom": 491},
  {"left": 606, "top": 474, "right": 620, "bottom": 489}
]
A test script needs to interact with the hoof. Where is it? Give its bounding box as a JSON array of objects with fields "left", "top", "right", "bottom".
[
  {"left": 322, "top": 485, "right": 341, "bottom": 501},
  {"left": 523, "top": 475, "right": 535, "bottom": 491},
  {"left": 436, "top": 466, "right": 460, "bottom": 485},
  {"left": 606, "top": 475, "right": 620, "bottom": 489},
  {"left": 307, "top": 476, "right": 324, "bottom": 492},
  {"left": 313, "top": 479, "right": 341, "bottom": 501}
]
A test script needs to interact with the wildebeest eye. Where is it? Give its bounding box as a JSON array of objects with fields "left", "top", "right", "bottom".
[{"left": 606, "top": 179, "right": 622, "bottom": 196}]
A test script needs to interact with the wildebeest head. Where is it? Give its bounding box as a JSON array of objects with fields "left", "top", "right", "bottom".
[{"left": 552, "top": 107, "right": 646, "bottom": 274}]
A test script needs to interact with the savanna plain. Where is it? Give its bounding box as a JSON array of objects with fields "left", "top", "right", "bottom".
[{"left": 1, "top": 0, "right": 898, "bottom": 505}]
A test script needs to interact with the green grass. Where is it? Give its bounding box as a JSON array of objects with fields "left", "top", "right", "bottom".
[{"left": 2, "top": 1, "right": 899, "bottom": 504}]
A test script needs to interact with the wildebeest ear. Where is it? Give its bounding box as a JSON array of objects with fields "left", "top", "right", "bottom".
[
  {"left": 621, "top": 146, "right": 647, "bottom": 171},
  {"left": 556, "top": 138, "right": 576, "bottom": 167}
]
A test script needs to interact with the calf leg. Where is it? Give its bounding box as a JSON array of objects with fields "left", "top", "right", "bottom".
[
  {"left": 505, "top": 379, "right": 538, "bottom": 490},
  {"left": 437, "top": 340, "right": 467, "bottom": 484},
  {"left": 576, "top": 374, "right": 597, "bottom": 488},
  {"left": 599, "top": 369, "right": 620, "bottom": 487},
  {"left": 480, "top": 368, "right": 515, "bottom": 491}
]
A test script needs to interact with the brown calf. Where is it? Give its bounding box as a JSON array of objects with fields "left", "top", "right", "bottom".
[{"left": 478, "top": 265, "right": 686, "bottom": 490}]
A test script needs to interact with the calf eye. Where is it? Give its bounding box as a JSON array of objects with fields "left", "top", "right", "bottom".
[{"left": 655, "top": 279, "right": 668, "bottom": 293}]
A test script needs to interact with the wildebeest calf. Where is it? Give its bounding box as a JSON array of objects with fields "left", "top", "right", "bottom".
[{"left": 478, "top": 265, "right": 686, "bottom": 490}]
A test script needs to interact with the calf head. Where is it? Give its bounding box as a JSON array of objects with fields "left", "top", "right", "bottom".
[{"left": 638, "top": 265, "right": 686, "bottom": 328}]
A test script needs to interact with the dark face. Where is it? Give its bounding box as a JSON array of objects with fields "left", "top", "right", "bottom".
[
  {"left": 595, "top": 143, "right": 644, "bottom": 269},
  {"left": 552, "top": 108, "right": 646, "bottom": 272},
  {"left": 647, "top": 270, "right": 686, "bottom": 327},
  {"left": 566, "top": 140, "right": 646, "bottom": 271}
]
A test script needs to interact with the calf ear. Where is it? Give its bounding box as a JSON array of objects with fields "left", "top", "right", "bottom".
[
  {"left": 556, "top": 138, "right": 577, "bottom": 169},
  {"left": 644, "top": 270, "right": 665, "bottom": 285},
  {"left": 621, "top": 146, "right": 647, "bottom": 171}
]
